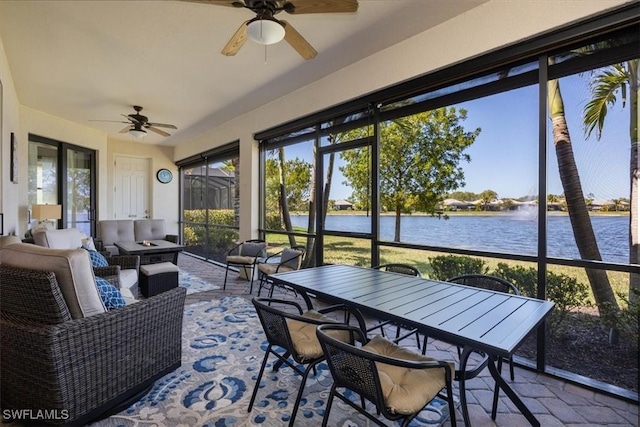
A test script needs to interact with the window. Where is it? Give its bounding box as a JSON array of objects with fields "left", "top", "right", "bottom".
[
  {"left": 28, "top": 134, "right": 96, "bottom": 236},
  {"left": 178, "top": 143, "right": 239, "bottom": 263}
]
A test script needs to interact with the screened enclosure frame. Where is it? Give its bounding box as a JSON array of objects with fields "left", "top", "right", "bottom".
[{"left": 257, "top": 4, "right": 639, "bottom": 403}]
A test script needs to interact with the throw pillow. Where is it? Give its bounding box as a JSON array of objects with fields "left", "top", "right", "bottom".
[
  {"left": 95, "top": 277, "right": 126, "bottom": 310},
  {"left": 241, "top": 242, "right": 267, "bottom": 257},
  {"left": 281, "top": 248, "right": 301, "bottom": 269},
  {"left": 84, "top": 248, "right": 108, "bottom": 267},
  {"left": 81, "top": 236, "right": 97, "bottom": 251}
]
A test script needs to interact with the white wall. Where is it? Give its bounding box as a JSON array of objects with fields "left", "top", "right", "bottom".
[
  {"left": 173, "top": 0, "right": 632, "bottom": 240},
  {"left": 1, "top": 36, "right": 22, "bottom": 236}
]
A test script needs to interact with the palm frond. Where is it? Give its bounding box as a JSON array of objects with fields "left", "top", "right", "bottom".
[{"left": 583, "top": 65, "right": 628, "bottom": 140}]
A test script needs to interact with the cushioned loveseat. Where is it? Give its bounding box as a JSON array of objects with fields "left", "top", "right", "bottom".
[
  {"left": 0, "top": 243, "right": 186, "bottom": 426},
  {"left": 97, "top": 219, "right": 178, "bottom": 256}
]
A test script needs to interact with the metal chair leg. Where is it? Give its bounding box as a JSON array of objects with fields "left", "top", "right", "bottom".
[{"left": 223, "top": 264, "right": 230, "bottom": 290}]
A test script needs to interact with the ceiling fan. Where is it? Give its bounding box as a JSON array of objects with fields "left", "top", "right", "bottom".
[
  {"left": 182, "top": 0, "right": 359, "bottom": 60},
  {"left": 90, "top": 106, "right": 178, "bottom": 138}
]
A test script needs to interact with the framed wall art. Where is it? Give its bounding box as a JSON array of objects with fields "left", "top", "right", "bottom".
[{"left": 10, "top": 132, "right": 17, "bottom": 184}]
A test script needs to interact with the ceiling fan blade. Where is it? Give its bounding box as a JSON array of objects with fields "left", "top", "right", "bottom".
[
  {"left": 281, "top": 20, "right": 317, "bottom": 60},
  {"left": 288, "top": 0, "right": 358, "bottom": 14},
  {"left": 89, "top": 120, "right": 129, "bottom": 124},
  {"left": 119, "top": 125, "right": 133, "bottom": 134},
  {"left": 147, "top": 126, "right": 171, "bottom": 137},
  {"left": 221, "top": 21, "right": 249, "bottom": 56},
  {"left": 178, "top": 0, "right": 238, "bottom": 7},
  {"left": 147, "top": 122, "right": 178, "bottom": 129},
  {"left": 121, "top": 113, "right": 142, "bottom": 124}
]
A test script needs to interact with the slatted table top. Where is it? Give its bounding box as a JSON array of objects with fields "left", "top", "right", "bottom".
[{"left": 270, "top": 264, "right": 555, "bottom": 359}]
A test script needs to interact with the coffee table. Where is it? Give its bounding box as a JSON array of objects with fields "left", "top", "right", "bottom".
[{"left": 114, "top": 240, "right": 185, "bottom": 265}]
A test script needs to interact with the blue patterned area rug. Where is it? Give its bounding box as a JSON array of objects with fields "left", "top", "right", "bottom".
[
  {"left": 179, "top": 270, "right": 221, "bottom": 295},
  {"left": 92, "top": 297, "right": 457, "bottom": 427}
]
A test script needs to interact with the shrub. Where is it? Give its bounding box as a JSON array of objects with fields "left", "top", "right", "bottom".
[
  {"left": 492, "top": 263, "right": 537, "bottom": 298},
  {"left": 606, "top": 289, "right": 640, "bottom": 347},
  {"left": 427, "top": 255, "right": 487, "bottom": 281},
  {"left": 492, "top": 263, "right": 590, "bottom": 333},
  {"left": 265, "top": 212, "right": 283, "bottom": 230}
]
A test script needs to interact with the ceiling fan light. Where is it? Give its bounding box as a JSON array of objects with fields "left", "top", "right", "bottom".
[
  {"left": 129, "top": 128, "right": 147, "bottom": 138},
  {"left": 247, "top": 18, "right": 285, "bottom": 45}
]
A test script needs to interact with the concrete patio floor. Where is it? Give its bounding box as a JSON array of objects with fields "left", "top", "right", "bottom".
[{"left": 178, "top": 254, "right": 639, "bottom": 426}]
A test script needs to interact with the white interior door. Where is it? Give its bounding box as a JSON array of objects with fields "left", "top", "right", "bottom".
[{"left": 115, "top": 156, "right": 150, "bottom": 220}]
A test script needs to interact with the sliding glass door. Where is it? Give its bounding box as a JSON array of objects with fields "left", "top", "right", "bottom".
[{"left": 28, "top": 134, "right": 97, "bottom": 236}]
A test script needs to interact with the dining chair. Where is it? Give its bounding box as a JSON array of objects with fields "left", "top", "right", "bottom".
[
  {"left": 223, "top": 239, "right": 267, "bottom": 293},
  {"left": 249, "top": 297, "right": 366, "bottom": 427},
  {"left": 367, "top": 264, "right": 423, "bottom": 349},
  {"left": 256, "top": 245, "right": 306, "bottom": 297},
  {"left": 447, "top": 274, "right": 520, "bottom": 380},
  {"left": 316, "top": 323, "right": 457, "bottom": 427},
  {"left": 447, "top": 274, "right": 520, "bottom": 418}
]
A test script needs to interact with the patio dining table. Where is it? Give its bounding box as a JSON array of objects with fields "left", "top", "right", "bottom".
[{"left": 269, "top": 264, "right": 555, "bottom": 426}]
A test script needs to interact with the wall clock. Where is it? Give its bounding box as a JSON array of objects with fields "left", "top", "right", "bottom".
[{"left": 156, "top": 168, "right": 173, "bottom": 184}]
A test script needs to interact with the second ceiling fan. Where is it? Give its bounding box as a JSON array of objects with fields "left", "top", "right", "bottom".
[{"left": 183, "top": 0, "right": 359, "bottom": 60}]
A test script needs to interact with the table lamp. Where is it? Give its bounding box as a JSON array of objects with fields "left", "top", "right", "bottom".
[{"left": 31, "top": 204, "right": 62, "bottom": 230}]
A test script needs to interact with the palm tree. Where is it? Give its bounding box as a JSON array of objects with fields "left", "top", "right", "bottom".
[
  {"left": 549, "top": 78, "right": 620, "bottom": 331},
  {"left": 583, "top": 59, "right": 639, "bottom": 303}
]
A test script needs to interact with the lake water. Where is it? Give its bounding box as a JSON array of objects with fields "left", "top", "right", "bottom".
[{"left": 288, "top": 213, "right": 629, "bottom": 264}]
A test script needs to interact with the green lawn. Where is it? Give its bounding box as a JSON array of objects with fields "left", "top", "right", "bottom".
[{"left": 264, "top": 231, "right": 631, "bottom": 308}]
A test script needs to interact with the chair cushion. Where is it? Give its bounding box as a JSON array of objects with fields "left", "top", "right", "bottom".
[
  {"left": 95, "top": 277, "right": 126, "bottom": 310},
  {"left": 85, "top": 249, "right": 109, "bottom": 267},
  {"left": 98, "top": 220, "right": 135, "bottom": 245},
  {"left": 119, "top": 269, "right": 139, "bottom": 294},
  {"left": 227, "top": 255, "right": 258, "bottom": 265},
  {"left": 257, "top": 263, "right": 294, "bottom": 275},
  {"left": 134, "top": 219, "right": 167, "bottom": 241},
  {"left": 0, "top": 235, "right": 21, "bottom": 249},
  {"left": 32, "top": 228, "right": 85, "bottom": 249},
  {"left": 240, "top": 242, "right": 266, "bottom": 257},
  {"left": 280, "top": 248, "right": 301, "bottom": 269},
  {"left": 287, "top": 311, "right": 349, "bottom": 361},
  {"left": 0, "top": 243, "right": 106, "bottom": 318},
  {"left": 363, "top": 335, "right": 453, "bottom": 415}
]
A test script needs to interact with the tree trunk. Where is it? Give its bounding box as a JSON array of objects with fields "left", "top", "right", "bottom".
[
  {"left": 305, "top": 145, "right": 317, "bottom": 267},
  {"left": 627, "top": 63, "right": 639, "bottom": 303},
  {"left": 278, "top": 148, "right": 296, "bottom": 247},
  {"left": 549, "top": 79, "right": 620, "bottom": 328},
  {"left": 323, "top": 152, "right": 335, "bottom": 226},
  {"left": 394, "top": 204, "right": 401, "bottom": 242},
  {"left": 232, "top": 157, "right": 240, "bottom": 227}
]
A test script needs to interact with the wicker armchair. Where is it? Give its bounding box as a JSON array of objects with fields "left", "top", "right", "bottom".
[{"left": 0, "top": 263, "right": 186, "bottom": 426}]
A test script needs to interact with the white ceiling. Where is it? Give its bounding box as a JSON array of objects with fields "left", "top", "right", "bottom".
[{"left": 0, "top": 0, "right": 487, "bottom": 146}]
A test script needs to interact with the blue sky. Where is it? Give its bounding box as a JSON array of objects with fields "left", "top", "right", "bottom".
[{"left": 282, "top": 71, "right": 631, "bottom": 202}]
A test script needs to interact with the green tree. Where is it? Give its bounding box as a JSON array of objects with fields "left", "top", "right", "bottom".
[
  {"left": 583, "top": 59, "right": 639, "bottom": 302},
  {"left": 479, "top": 189, "right": 498, "bottom": 211},
  {"left": 340, "top": 107, "right": 480, "bottom": 242},
  {"left": 264, "top": 156, "right": 312, "bottom": 223}
]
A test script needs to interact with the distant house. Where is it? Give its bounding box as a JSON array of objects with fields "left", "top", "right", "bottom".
[
  {"left": 590, "top": 199, "right": 615, "bottom": 211},
  {"left": 442, "top": 198, "right": 474, "bottom": 211},
  {"left": 335, "top": 199, "right": 354, "bottom": 210}
]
